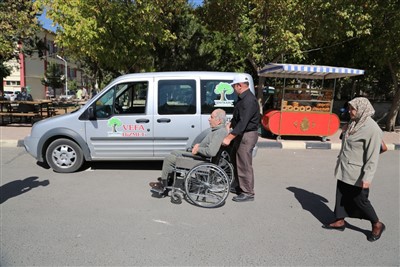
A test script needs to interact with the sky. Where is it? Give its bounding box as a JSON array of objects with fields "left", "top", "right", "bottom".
[
  {"left": 38, "top": 9, "right": 57, "bottom": 32},
  {"left": 190, "top": 0, "right": 203, "bottom": 6}
]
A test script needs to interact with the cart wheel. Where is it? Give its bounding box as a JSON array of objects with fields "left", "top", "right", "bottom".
[
  {"left": 322, "top": 136, "right": 327, "bottom": 142},
  {"left": 276, "top": 135, "right": 282, "bottom": 141},
  {"left": 171, "top": 192, "right": 182, "bottom": 204}
]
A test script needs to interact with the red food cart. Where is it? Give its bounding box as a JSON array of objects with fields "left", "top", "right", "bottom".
[{"left": 258, "top": 63, "right": 365, "bottom": 141}]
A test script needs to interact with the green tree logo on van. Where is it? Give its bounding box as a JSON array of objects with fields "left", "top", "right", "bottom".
[
  {"left": 108, "top": 117, "right": 122, "bottom": 133},
  {"left": 214, "top": 82, "right": 234, "bottom": 101},
  {"left": 213, "top": 82, "right": 234, "bottom": 107}
]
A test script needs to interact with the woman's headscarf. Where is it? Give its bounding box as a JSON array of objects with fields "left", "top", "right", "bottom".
[{"left": 346, "top": 97, "right": 375, "bottom": 137}]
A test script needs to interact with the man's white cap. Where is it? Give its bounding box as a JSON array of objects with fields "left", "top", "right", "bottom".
[{"left": 230, "top": 74, "right": 250, "bottom": 85}]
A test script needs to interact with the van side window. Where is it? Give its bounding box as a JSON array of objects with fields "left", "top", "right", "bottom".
[
  {"left": 94, "top": 81, "right": 148, "bottom": 119},
  {"left": 114, "top": 81, "right": 148, "bottom": 114},
  {"left": 158, "top": 80, "right": 196, "bottom": 115},
  {"left": 200, "top": 80, "right": 237, "bottom": 114}
]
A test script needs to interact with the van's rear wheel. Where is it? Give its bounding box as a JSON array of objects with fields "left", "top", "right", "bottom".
[{"left": 46, "top": 138, "right": 84, "bottom": 173}]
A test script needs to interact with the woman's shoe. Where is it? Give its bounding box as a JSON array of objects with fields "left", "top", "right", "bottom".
[
  {"left": 368, "top": 222, "right": 385, "bottom": 242},
  {"left": 322, "top": 220, "right": 346, "bottom": 231}
]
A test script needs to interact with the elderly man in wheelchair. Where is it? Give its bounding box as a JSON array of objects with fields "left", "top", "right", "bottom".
[{"left": 149, "top": 108, "right": 234, "bottom": 208}]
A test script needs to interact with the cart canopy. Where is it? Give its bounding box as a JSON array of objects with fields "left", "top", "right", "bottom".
[{"left": 258, "top": 63, "right": 364, "bottom": 80}]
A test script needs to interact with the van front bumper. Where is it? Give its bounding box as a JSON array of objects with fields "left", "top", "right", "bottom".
[{"left": 24, "top": 135, "right": 41, "bottom": 161}]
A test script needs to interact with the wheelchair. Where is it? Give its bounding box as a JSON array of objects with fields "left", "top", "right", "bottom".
[{"left": 164, "top": 146, "right": 234, "bottom": 208}]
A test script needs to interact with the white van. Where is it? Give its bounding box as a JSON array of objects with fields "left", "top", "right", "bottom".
[{"left": 24, "top": 71, "right": 255, "bottom": 173}]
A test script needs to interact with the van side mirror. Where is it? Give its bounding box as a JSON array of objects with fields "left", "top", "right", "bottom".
[{"left": 88, "top": 106, "right": 96, "bottom": 120}]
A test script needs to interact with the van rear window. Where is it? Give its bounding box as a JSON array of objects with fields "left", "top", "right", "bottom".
[
  {"left": 158, "top": 80, "right": 196, "bottom": 115},
  {"left": 201, "top": 80, "right": 237, "bottom": 114}
]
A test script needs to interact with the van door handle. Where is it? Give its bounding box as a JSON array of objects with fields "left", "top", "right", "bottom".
[
  {"left": 136, "top": 119, "right": 150, "bottom": 123},
  {"left": 157, "top": 118, "right": 171, "bottom": 123}
]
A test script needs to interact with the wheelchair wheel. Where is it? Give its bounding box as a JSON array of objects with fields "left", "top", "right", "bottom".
[
  {"left": 170, "top": 192, "right": 182, "bottom": 204},
  {"left": 219, "top": 149, "right": 231, "bottom": 162},
  {"left": 184, "top": 163, "right": 230, "bottom": 208},
  {"left": 217, "top": 157, "right": 234, "bottom": 186}
]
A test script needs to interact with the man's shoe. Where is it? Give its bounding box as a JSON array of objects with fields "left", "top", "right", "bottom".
[
  {"left": 232, "top": 193, "right": 254, "bottom": 202},
  {"left": 149, "top": 181, "right": 162, "bottom": 188},
  {"left": 150, "top": 187, "right": 164, "bottom": 194},
  {"left": 149, "top": 181, "right": 166, "bottom": 196},
  {"left": 368, "top": 222, "right": 385, "bottom": 242}
]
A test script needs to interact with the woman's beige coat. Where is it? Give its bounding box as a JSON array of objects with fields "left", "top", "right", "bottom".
[{"left": 335, "top": 116, "right": 382, "bottom": 187}]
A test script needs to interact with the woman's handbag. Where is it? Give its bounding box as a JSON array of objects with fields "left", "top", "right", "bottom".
[{"left": 380, "top": 140, "right": 388, "bottom": 154}]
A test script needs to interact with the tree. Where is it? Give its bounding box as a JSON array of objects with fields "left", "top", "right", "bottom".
[
  {"left": 303, "top": 0, "right": 400, "bottom": 130},
  {"left": 153, "top": 1, "right": 209, "bottom": 71},
  {"left": 196, "top": 1, "right": 311, "bottom": 112},
  {"left": 41, "top": 62, "right": 64, "bottom": 97},
  {"left": 198, "top": 0, "right": 386, "bottom": 114},
  {"left": 0, "top": 0, "right": 45, "bottom": 92},
  {"left": 364, "top": 0, "right": 399, "bottom": 131},
  {"left": 33, "top": 0, "right": 180, "bottom": 85}
]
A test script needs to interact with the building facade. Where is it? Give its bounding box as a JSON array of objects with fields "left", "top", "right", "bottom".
[{"left": 3, "top": 28, "right": 85, "bottom": 100}]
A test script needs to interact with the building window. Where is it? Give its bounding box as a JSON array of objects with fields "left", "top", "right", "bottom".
[
  {"left": 6, "top": 81, "right": 21, "bottom": 86},
  {"left": 47, "top": 40, "right": 53, "bottom": 54},
  {"left": 47, "top": 40, "right": 58, "bottom": 56}
]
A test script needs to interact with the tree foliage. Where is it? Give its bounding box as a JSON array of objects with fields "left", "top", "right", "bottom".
[
  {"left": 363, "top": 0, "right": 400, "bottom": 131},
  {"left": 303, "top": 0, "right": 400, "bottom": 130},
  {"left": 0, "top": 0, "right": 45, "bottom": 92},
  {"left": 34, "top": 0, "right": 188, "bottom": 84},
  {"left": 153, "top": 2, "right": 208, "bottom": 71},
  {"left": 197, "top": 0, "right": 375, "bottom": 111}
]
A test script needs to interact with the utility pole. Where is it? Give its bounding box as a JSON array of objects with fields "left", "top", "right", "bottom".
[{"left": 56, "top": 55, "right": 68, "bottom": 96}]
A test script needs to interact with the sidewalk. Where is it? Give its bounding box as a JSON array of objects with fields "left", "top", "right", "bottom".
[
  {"left": 257, "top": 128, "right": 399, "bottom": 150},
  {"left": 1, "top": 125, "right": 399, "bottom": 150}
]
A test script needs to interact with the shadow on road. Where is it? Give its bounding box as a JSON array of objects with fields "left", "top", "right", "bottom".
[
  {"left": 342, "top": 222, "right": 370, "bottom": 238},
  {"left": 287, "top": 186, "right": 371, "bottom": 238},
  {"left": 88, "top": 160, "right": 163, "bottom": 171},
  {"left": 286, "top": 186, "right": 334, "bottom": 224},
  {"left": 0, "top": 176, "right": 50, "bottom": 204}
]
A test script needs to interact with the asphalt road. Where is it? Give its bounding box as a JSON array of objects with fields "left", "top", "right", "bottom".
[{"left": 1, "top": 148, "right": 399, "bottom": 266}]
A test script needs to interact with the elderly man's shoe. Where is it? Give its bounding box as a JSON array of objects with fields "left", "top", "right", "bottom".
[
  {"left": 232, "top": 193, "right": 254, "bottom": 202},
  {"left": 368, "top": 222, "right": 385, "bottom": 242},
  {"left": 149, "top": 181, "right": 166, "bottom": 196}
]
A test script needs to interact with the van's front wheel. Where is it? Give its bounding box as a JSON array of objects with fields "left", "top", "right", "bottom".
[{"left": 46, "top": 138, "right": 84, "bottom": 173}]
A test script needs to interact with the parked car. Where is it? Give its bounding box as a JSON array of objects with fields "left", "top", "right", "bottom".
[
  {"left": 59, "top": 91, "right": 76, "bottom": 100},
  {"left": 4, "top": 90, "right": 21, "bottom": 101}
]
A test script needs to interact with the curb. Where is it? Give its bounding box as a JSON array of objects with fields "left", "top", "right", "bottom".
[
  {"left": 1, "top": 139, "right": 399, "bottom": 151},
  {"left": 0, "top": 140, "right": 19, "bottom": 148},
  {"left": 257, "top": 142, "right": 399, "bottom": 151}
]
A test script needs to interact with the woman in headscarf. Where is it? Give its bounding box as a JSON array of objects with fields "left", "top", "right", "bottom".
[{"left": 323, "top": 97, "right": 385, "bottom": 242}]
